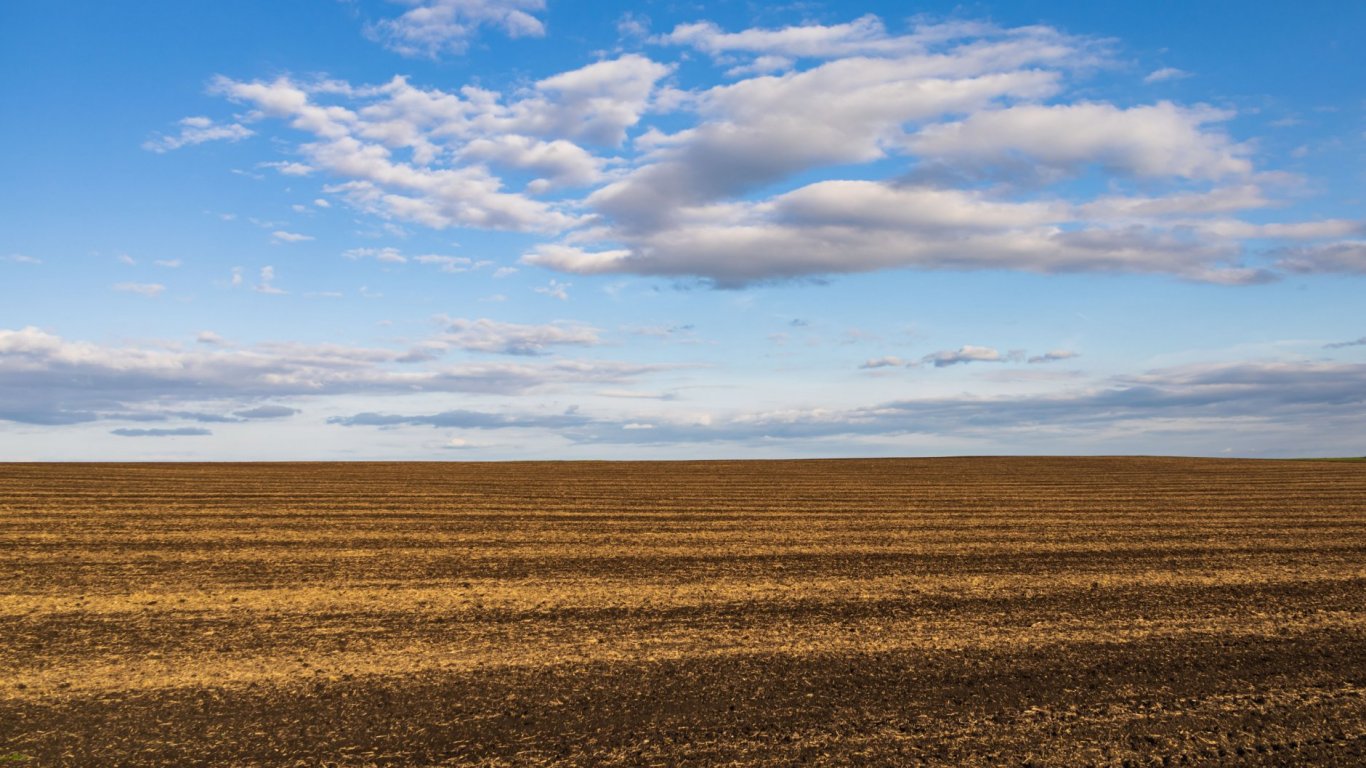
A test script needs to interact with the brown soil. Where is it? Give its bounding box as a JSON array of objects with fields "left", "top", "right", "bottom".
[{"left": 1, "top": 457, "right": 1363, "bottom": 766}]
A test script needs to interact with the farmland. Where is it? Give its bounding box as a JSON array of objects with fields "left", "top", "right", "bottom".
[{"left": 1, "top": 457, "right": 1364, "bottom": 766}]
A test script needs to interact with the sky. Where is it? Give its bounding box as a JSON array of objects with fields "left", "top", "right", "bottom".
[{"left": 1, "top": 0, "right": 1363, "bottom": 460}]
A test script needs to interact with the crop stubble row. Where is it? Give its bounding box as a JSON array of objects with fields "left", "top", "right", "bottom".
[{"left": 1, "top": 457, "right": 1364, "bottom": 765}]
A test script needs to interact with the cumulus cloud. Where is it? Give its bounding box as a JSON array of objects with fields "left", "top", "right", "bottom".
[
  {"left": 459, "top": 134, "right": 603, "bottom": 188},
  {"left": 4, "top": 254, "right": 41, "bottom": 265},
  {"left": 505, "top": 55, "right": 674, "bottom": 146},
  {"left": 188, "top": 14, "right": 1361, "bottom": 286},
  {"left": 367, "top": 0, "right": 547, "bottom": 58},
  {"left": 210, "top": 68, "right": 644, "bottom": 232},
  {"left": 143, "top": 116, "right": 253, "bottom": 153},
  {"left": 525, "top": 180, "right": 1279, "bottom": 286},
  {"left": 907, "top": 102, "right": 1250, "bottom": 180}
]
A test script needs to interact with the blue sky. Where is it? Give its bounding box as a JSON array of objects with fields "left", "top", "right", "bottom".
[{"left": 1, "top": 0, "right": 1363, "bottom": 460}]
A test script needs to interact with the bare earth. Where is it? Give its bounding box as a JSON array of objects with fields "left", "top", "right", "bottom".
[{"left": 1, "top": 457, "right": 1363, "bottom": 766}]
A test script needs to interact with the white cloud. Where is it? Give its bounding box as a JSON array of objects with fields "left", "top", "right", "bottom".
[
  {"left": 346, "top": 246, "right": 408, "bottom": 264},
  {"left": 154, "top": 259, "right": 182, "bottom": 268},
  {"left": 1077, "top": 185, "right": 1271, "bottom": 218},
  {"left": 434, "top": 317, "right": 602, "bottom": 355},
  {"left": 255, "top": 266, "right": 285, "bottom": 294},
  {"left": 860, "top": 356, "right": 905, "bottom": 369},
  {"left": 459, "top": 134, "right": 603, "bottom": 188},
  {"left": 723, "top": 55, "right": 795, "bottom": 77},
  {"left": 509, "top": 55, "right": 674, "bottom": 146},
  {"left": 271, "top": 230, "right": 314, "bottom": 243},
  {"left": 193, "top": 14, "right": 1356, "bottom": 287},
  {"left": 907, "top": 102, "right": 1250, "bottom": 180},
  {"left": 588, "top": 60, "right": 1065, "bottom": 233},
  {"left": 524, "top": 179, "right": 1276, "bottom": 286},
  {"left": 113, "top": 282, "right": 165, "bottom": 298},
  {"left": 212, "top": 74, "right": 592, "bottom": 233},
  {"left": 367, "top": 0, "right": 547, "bottom": 58},
  {"left": 1144, "top": 67, "right": 1190, "bottom": 84},
  {"left": 143, "top": 116, "right": 253, "bottom": 153},
  {"left": 414, "top": 254, "right": 473, "bottom": 272},
  {"left": 617, "top": 12, "right": 649, "bottom": 39},
  {"left": 343, "top": 247, "right": 476, "bottom": 272},
  {"left": 260, "top": 161, "right": 314, "bottom": 176},
  {"left": 660, "top": 15, "right": 1002, "bottom": 61},
  {"left": 3, "top": 254, "right": 40, "bottom": 265},
  {"left": 534, "top": 279, "right": 570, "bottom": 300}
]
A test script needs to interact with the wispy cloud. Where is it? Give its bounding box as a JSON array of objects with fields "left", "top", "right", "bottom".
[
  {"left": 920, "top": 346, "right": 1016, "bottom": 368},
  {"left": 1028, "top": 350, "right": 1081, "bottom": 364},
  {"left": 254, "top": 266, "right": 285, "bottom": 294},
  {"left": 260, "top": 161, "right": 314, "bottom": 176},
  {"left": 233, "top": 405, "right": 299, "bottom": 419},
  {"left": 0, "top": 326, "right": 670, "bottom": 426},
  {"left": 365, "top": 0, "right": 547, "bottom": 58},
  {"left": 534, "top": 279, "right": 570, "bottom": 301},
  {"left": 1144, "top": 67, "right": 1191, "bottom": 84},
  {"left": 1325, "top": 337, "right": 1366, "bottom": 349},
  {"left": 113, "top": 282, "right": 165, "bottom": 298},
  {"left": 860, "top": 356, "right": 905, "bottom": 370},
  {"left": 433, "top": 317, "right": 602, "bottom": 355},
  {"left": 328, "top": 360, "right": 1366, "bottom": 455},
  {"left": 143, "top": 116, "right": 253, "bottom": 153},
  {"left": 111, "top": 427, "right": 213, "bottom": 437}
]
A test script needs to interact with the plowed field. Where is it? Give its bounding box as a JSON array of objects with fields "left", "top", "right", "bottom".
[{"left": 2, "top": 457, "right": 1364, "bottom": 766}]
